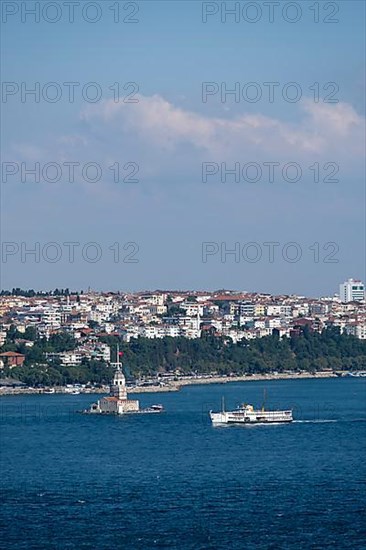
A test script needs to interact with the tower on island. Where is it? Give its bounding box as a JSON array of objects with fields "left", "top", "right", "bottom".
[
  {"left": 89, "top": 345, "right": 139, "bottom": 414},
  {"left": 110, "top": 345, "right": 128, "bottom": 400}
]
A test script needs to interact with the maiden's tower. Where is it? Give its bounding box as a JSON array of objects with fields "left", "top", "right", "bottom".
[{"left": 88, "top": 347, "right": 139, "bottom": 414}]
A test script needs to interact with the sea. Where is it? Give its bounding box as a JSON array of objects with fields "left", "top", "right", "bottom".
[{"left": 1, "top": 377, "right": 365, "bottom": 550}]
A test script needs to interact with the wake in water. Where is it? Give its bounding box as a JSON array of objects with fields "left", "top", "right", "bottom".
[
  {"left": 212, "top": 419, "right": 343, "bottom": 427},
  {"left": 293, "top": 418, "right": 366, "bottom": 423},
  {"left": 293, "top": 419, "right": 338, "bottom": 423}
]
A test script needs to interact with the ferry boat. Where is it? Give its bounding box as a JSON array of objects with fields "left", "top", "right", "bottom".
[{"left": 209, "top": 396, "right": 293, "bottom": 425}]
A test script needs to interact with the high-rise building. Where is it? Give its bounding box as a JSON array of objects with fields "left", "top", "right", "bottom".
[{"left": 339, "top": 278, "right": 365, "bottom": 303}]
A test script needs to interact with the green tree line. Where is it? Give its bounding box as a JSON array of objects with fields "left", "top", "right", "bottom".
[
  {"left": 0, "top": 288, "right": 81, "bottom": 297},
  {"left": 1, "top": 326, "right": 365, "bottom": 386},
  {"left": 100, "top": 326, "right": 366, "bottom": 378}
]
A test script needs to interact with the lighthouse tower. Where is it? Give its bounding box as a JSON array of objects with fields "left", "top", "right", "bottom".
[
  {"left": 93, "top": 344, "right": 139, "bottom": 414},
  {"left": 110, "top": 344, "right": 127, "bottom": 400}
]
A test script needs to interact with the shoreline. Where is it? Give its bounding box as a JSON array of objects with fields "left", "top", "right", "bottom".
[
  {"left": 130, "top": 371, "right": 341, "bottom": 393},
  {"left": 0, "top": 371, "right": 346, "bottom": 396}
]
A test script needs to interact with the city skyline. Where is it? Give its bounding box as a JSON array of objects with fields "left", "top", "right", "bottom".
[{"left": 1, "top": 276, "right": 365, "bottom": 301}]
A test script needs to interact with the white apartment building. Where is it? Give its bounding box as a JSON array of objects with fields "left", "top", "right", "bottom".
[
  {"left": 280, "top": 305, "right": 292, "bottom": 317},
  {"left": 344, "top": 322, "right": 366, "bottom": 339},
  {"left": 138, "top": 325, "right": 181, "bottom": 339},
  {"left": 238, "top": 315, "right": 254, "bottom": 326},
  {"left": 180, "top": 327, "right": 201, "bottom": 339},
  {"left": 47, "top": 351, "right": 83, "bottom": 366},
  {"left": 310, "top": 303, "right": 330, "bottom": 316},
  {"left": 203, "top": 303, "right": 219, "bottom": 315},
  {"left": 88, "top": 309, "right": 104, "bottom": 324},
  {"left": 256, "top": 328, "right": 272, "bottom": 338},
  {"left": 266, "top": 305, "right": 282, "bottom": 316},
  {"left": 237, "top": 302, "right": 255, "bottom": 316},
  {"left": 292, "top": 303, "right": 310, "bottom": 317},
  {"left": 42, "top": 307, "right": 61, "bottom": 329},
  {"left": 339, "top": 279, "right": 365, "bottom": 303},
  {"left": 122, "top": 327, "right": 139, "bottom": 342},
  {"left": 140, "top": 294, "right": 165, "bottom": 306},
  {"left": 138, "top": 326, "right": 159, "bottom": 338},
  {"left": 178, "top": 316, "right": 201, "bottom": 330},
  {"left": 148, "top": 304, "right": 167, "bottom": 315},
  {"left": 179, "top": 302, "right": 204, "bottom": 317},
  {"left": 226, "top": 330, "right": 247, "bottom": 344},
  {"left": 92, "top": 344, "right": 111, "bottom": 362},
  {"left": 265, "top": 318, "right": 282, "bottom": 329}
]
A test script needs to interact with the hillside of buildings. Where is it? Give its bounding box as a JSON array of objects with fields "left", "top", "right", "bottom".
[{"left": 0, "top": 283, "right": 365, "bottom": 387}]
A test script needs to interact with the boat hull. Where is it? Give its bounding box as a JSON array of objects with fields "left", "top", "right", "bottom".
[{"left": 210, "top": 409, "right": 293, "bottom": 425}]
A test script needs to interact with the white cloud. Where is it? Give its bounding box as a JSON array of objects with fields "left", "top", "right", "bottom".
[
  {"left": 8, "top": 95, "right": 364, "bottom": 185},
  {"left": 80, "top": 94, "right": 365, "bottom": 162}
]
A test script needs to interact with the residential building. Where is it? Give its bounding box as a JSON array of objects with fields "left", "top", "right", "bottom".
[
  {"left": 339, "top": 278, "right": 365, "bottom": 303},
  {"left": 0, "top": 351, "right": 25, "bottom": 368}
]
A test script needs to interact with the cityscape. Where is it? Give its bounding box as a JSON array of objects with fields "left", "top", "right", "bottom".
[{"left": 0, "top": 278, "right": 365, "bottom": 393}]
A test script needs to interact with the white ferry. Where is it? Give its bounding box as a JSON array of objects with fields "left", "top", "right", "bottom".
[{"left": 209, "top": 397, "right": 293, "bottom": 425}]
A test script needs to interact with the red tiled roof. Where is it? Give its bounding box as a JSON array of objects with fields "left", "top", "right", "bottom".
[
  {"left": 0, "top": 351, "right": 25, "bottom": 357},
  {"left": 213, "top": 295, "right": 246, "bottom": 302}
]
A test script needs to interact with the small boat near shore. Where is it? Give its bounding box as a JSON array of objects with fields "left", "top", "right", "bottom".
[
  {"left": 64, "top": 385, "right": 81, "bottom": 395},
  {"left": 142, "top": 404, "right": 164, "bottom": 413},
  {"left": 210, "top": 395, "right": 293, "bottom": 425}
]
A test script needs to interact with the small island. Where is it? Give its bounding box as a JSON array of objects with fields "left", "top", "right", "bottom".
[{"left": 84, "top": 347, "right": 163, "bottom": 415}]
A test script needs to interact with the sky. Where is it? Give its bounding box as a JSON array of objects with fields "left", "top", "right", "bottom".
[{"left": 1, "top": 0, "right": 365, "bottom": 296}]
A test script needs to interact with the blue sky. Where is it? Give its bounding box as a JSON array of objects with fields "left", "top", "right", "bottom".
[{"left": 1, "top": 0, "right": 365, "bottom": 295}]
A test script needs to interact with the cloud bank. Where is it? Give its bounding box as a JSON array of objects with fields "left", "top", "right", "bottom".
[
  {"left": 6, "top": 94, "right": 365, "bottom": 184},
  {"left": 80, "top": 94, "right": 365, "bottom": 163}
]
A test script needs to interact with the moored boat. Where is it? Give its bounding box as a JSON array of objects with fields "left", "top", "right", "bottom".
[{"left": 135, "top": 404, "right": 164, "bottom": 414}]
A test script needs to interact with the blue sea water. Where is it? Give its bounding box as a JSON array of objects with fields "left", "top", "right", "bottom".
[{"left": 1, "top": 377, "right": 365, "bottom": 550}]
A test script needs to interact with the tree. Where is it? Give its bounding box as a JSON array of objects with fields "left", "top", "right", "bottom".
[{"left": 4, "top": 327, "right": 365, "bottom": 385}]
